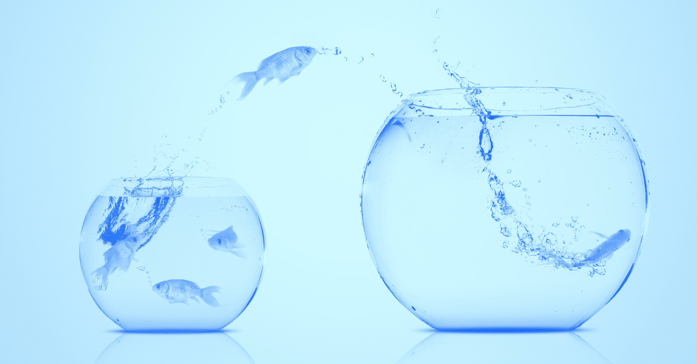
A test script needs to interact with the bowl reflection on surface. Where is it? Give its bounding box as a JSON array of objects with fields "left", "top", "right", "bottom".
[
  {"left": 95, "top": 332, "right": 254, "bottom": 364},
  {"left": 397, "top": 332, "right": 610, "bottom": 364}
]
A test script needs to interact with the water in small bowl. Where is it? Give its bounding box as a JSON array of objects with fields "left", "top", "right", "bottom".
[
  {"left": 80, "top": 177, "right": 264, "bottom": 331},
  {"left": 361, "top": 87, "right": 648, "bottom": 330}
]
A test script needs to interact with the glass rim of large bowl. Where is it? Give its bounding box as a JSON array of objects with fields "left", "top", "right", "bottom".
[
  {"left": 402, "top": 87, "right": 618, "bottom": 117},
  {"left": 99, "top": 176, "right": 249, "bottom": 198}
]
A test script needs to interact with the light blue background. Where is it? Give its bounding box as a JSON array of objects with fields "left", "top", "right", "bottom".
[{"left": 1, "top": 0, "right": 695, "bottom": 362}]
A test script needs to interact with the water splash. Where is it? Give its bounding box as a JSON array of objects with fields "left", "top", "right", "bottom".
[
  {"left": 92, "top": 177, "right": 183, "bottom": 290},
  {"left": 487, "top": 171, "right": 515, "bottom": 221},
  {"left": 478, "top": 128, "right": 493, "bottom": 161},
  {"left": 432, "top": 36, "right": 479, "bottom": 89},
  {"left": 431, "top": 28, "right": 626, "bottom": 275}
]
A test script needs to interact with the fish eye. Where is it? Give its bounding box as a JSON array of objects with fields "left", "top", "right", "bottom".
[
  {"left": 217, "top": 239, "right": 222, "bottom": 245},
  {"left": 305, "top": 49, "right": 310, "bottom": 54}
]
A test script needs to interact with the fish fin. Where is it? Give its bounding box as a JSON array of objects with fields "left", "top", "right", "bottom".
[
  {"left": 201, "top": 286, "right": 220, "bottom": 307},
  {"left": 226, "top": 71, "right": 259, "bottom": 100},
  {"left": 230, "top": 249, "right": 247, "bottom": 259},
  {"left": 278, "top": 68, "right": 301, "bottom": 84},
  {"left": 92, "top": 266, "right": 109, "bottom": 289},
  {"left": 120, "top": 255, "right": 134, "bottom": 272},
  {"left": 191, "top": 296, "right": 200, "bottom": 303},
  {"left": 589, "top": 231, "right": 608, "bottom": 239},
  {"left": 202, "top": 229, "right": 217, "bottom": 238}
]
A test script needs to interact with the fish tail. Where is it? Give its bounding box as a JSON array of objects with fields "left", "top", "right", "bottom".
[
  {"left": 230, "top": 249, "right": 247, "bottom": 259},
  {"left": 226, "top": 71, "right": 259, "bottom": 100},
  {"left": 201, "top": 286, "right": 221, "bottom": 307}
]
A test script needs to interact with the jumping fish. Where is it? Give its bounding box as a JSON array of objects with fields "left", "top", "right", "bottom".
[
  {"left": 226, "top": 46, "right": 317, "bottom": 100},
  {"left": 152, "top": 279, "right": 220, "bottom": 307},
  {"left": 92, "top": 232, "right": 143, "bottom": 289}
]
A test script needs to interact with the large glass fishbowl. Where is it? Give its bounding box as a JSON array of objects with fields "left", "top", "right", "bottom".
[
  {"left": 360, "top": 87, "right": 648, "bottom": 330},
  {"left": 80, "top": 177, "right": 265, "bottom": 331}
]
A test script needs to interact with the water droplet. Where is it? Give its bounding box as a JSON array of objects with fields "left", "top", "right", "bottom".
[
  {"left": 552, "top": 222, "right": 560, "bottom": 227},
  {"left": 511, "top": 180, "right": 521, "bottom": 187},
  {"left": 137, "top": 266, "right": 145, "bottom": 271},
  {"left": 380, "top": 75, "right": 387, "bottom": 83},
  {"left": 503, "top": 102, "right": 506, "bottom": 106},
  {"left": 146, "top": 271, "right": 149, "bottom": 274},
  {"left": 535, "top": 79, "right": 539, "bottom": 84},
  {"left": 335, "top": 47, "right": 341, "bottom": 55},
  {"left": 370, "top": 53, "right": 375, "bottom": 57},
  {"left": 356, "top": 56, "right": 364, "bottom": 64},
  {"left": 220, "top": 95, "right": 225, "bottom": 104},
  {"left": 343, "top": 57, "right": 347, "bottom": 61},
  {"left": 507, "top": 169, "right": 512, "bottom": 174},
  {"left": 523, "top": 188, "right": 528, "bottom": 191},
  {"left": 226, "top": 91, "right": 230, "bottom": 94},
  {"left": 500, "top": 225, "right": 512, "bottom": 237},
  {"left": 571, "top": 216, "right": 578, "bottom": 222}
]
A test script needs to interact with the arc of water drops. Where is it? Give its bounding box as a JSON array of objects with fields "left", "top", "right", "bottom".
[{"left": 429, "top": 20, "right": 612, "bottom": 275}]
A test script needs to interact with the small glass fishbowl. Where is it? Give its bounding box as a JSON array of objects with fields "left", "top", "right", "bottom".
[
  {"left": 360, "top": 87, "right": 648, "bottom": 330},
  {"left": 79, "top": 177, "right": 265, "bottom": 331}
]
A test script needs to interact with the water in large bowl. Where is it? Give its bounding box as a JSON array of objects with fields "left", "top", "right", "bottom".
[
  {"left": 360, "top": 87, "right": 648, "bottom": 330},
  {"left": 80, "top": 177, "right": 264, "bottom": 331}
]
